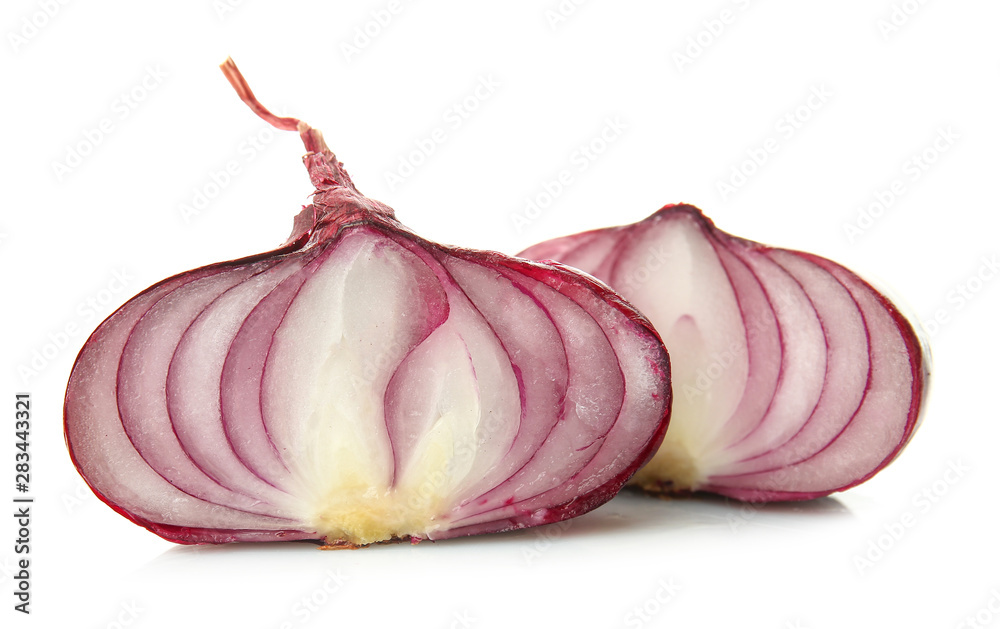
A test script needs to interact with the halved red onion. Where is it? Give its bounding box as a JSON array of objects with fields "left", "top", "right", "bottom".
[
  {"left": 63, "top": 60, "right": 671, "bottom": 546},
  {"left": 519, "top": 204, "right": 928, "bottom": 501}
]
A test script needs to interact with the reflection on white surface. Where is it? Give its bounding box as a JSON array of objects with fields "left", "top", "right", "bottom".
[
  {"left": 105, "top": 491, "right": 860, "bottom": 629},
  {"left": 143, "top": 489, "right": 854, "bottom": 570}
]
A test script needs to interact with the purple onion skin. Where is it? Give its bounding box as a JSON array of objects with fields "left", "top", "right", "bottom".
[
  {"left": 63, "top": 61, "right": 672, "bottom": 546},
  {"left": 520, "top": 204, "right": 928, "bottom": 502}
]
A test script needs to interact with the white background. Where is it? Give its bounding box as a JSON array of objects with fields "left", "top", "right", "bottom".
[{"left": 2, "top": 0, "right": 999, "bottom": 627}]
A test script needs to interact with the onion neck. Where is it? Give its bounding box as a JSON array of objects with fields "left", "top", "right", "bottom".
[
  {"left": 299, "top": 124, "right": 359, "bottom": 194},
  {"left": 221, "top": 57, "right": 398, "bottom": 247}
]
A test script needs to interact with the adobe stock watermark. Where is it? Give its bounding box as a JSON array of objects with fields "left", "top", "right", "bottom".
[
  {"left": 682, "top": 338, "right": 749, "bottom": 404},
  {"left": 212, "top": 0, "right": 247, "bottom": 20},
  {"left": 178, "top": 122, "right": 282, "bottom": 223},
  {"left": 17, "top": 268, "right": 134, "bottom": 385},
  {"left": 407, "top": 413, "right": 510, "bottom": 514},
  {"left": 876, "top": 0, "right": 931, "bottom": 42},
  {"left": 510, "top": 116, "right": 626, "bottom": 233},
  {"left": 100, "top": 600, "right": 144, "bottom": 629},
  {"left": 0, "top": 555, "right": 18, "bottom": 586},
  {"left": 442, "top": 610, "right": 476, "bottom": 629},
  {"left": 277, "top": 570, "right": 349, "bottom": 627},
  {"left": 716, "top": 84, "right": 833, "bottom": 201},
  {"left": 682, "top": 288, "right": 798, "bottom": 404},
  {"left": 853, "top": 458, "right": 971, "bottom": 575},
  {"left": 406, "top": 437, "right": 478, "bottom": 514},
  {"left": 724, "top": 434, "right": 832, "bottom": 532},
  {"left": 613, "top": 243, "right": 668, "bottom": 296},
  {"left": 623, "top": 578, "right": 681, "bottom": 628},
  {"left": 843, "top": 126, "right": 958, "bottom": 244},
  {"left": 7, "top": 0, "right": 70, "bottom": 55},
  {"left": 522, "top": 519, "right": 573, "bottom": 565},
  {"left": 340, "top": 0, "right": 414, "bottom": 62},
  {"left": 544, "top": 0, "right": 590, "bottom": 30},
  {"left": 956, "top": 588, "right": 1000, "bottom": 629},
  {"left": 62, "top": 477, "right": 93, "bottom": 515},
  {"left": 672, "top": 0, "right": 756, "bottom": 72},
  {"left": 383, "top": 74, "right": 500, "bottom": 191},
  {"left": 921, "top": 254, "right": 998, "bottom": 339},
  {"left": 348, "top": 338, "right": 410, "bottom": 389},
  {"left": 51, "top": 65, "right": 169, "bottom": 181}
]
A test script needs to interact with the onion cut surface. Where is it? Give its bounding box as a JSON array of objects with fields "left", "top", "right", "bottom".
[
  {"left": 63, "top": 61, "right": 671, "bottom": 546},
  {"left": 519, "top": 204, "right": 927, "bottom": 501}
]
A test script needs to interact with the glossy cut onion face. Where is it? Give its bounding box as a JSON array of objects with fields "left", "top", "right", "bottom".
[
  {"left": 63, "top": 60, "right": 671, "bottom": 546},
  {"left": 519, "top": 204, "right": 927, "bottom": 501}
]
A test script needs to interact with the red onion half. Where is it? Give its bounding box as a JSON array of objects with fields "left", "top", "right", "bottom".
[
  {"left": 519, "top": 204, "right": 927, "bottom": 501},
  {"left": 63, "top": 60, "right": 671, "bottom": 546}
]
